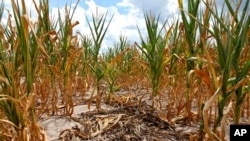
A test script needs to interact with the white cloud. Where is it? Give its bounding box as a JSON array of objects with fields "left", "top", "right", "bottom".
[
  {"left": 72, "top": 0, "right": 146, "bottom": 49},
  {"left": 127, "top": 0, "right": 179, "bottom": 22},
  {"left": 117, "top": 0, "right": 134, "bottom": 8},
  {"left": 130, "top": 0, "right": 168, "bottom": 14}
]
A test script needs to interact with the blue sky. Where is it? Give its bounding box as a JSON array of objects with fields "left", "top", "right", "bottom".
[
  {"left": 50, "top": 0, "right": 121, "bottom": 8},
  {"left": 48, "top": 0, "right": 132, "bottom": 16}
]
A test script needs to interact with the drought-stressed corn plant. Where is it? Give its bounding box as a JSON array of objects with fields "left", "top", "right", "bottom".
[
  {"left": 210, "top": 0, "right": 249, "bottom": 126},
  {"left": 80, "top": 34, "right": 93, "bottom": 82},
  {"left": 0, "top": 0, "right": 48, "bottom": 140},
  {"left": 103, "top": 35, "right": 129, "bottom": 102},
  {"left": 199, "top": 0, "right": 250, "bottom": 140},
  {"left": 136, "top": 12, "right": 170, "bottom": 108},
  {"left": 175, "top": 0, "right": 250, "bottom": 140},
  {"left": 178, "top": 0, "right": 204, "bottom": 121},
  {"left": 86, "top": 12, "right": 113, "bottom": 111},
  {"left": 57, "top": 0, "right": 81, "bottom": 116}
]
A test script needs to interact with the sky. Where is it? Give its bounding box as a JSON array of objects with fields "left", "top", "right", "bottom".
[
  {"left": 2, "top": 0, "right": 180, "bottom": 50},
  {"left": 2, "top": 0, "right": 249, "bottom": 50},
  {"left": 48, "top": 0, "right": 180, "bottom": 49}
]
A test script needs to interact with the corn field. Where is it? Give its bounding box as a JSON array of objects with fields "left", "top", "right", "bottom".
[{"left": 0, "top": 0, "right": 249, "bottom": 141}]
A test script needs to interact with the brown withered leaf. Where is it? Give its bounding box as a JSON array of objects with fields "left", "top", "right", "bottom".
[{"left": 194, "top": 70, "right": 211, "bottom": 89}]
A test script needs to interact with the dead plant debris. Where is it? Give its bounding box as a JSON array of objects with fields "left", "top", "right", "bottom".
[{"left": 53, "top": 95, "right": 200, "bottom": 141}]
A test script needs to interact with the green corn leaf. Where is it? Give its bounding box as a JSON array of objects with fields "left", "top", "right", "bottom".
[{"left": 237, "top": 60, "right": 250, "bottom": 82}]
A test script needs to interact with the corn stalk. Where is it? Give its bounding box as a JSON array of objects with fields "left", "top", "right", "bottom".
[{"left": 136, "top": 12, "right": 170, "bottom": 108}]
